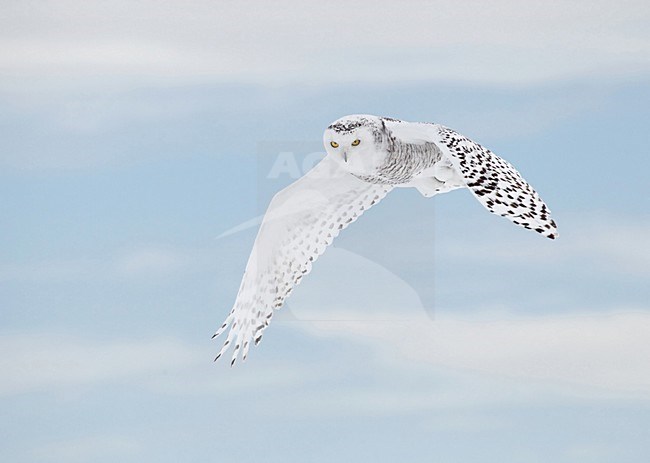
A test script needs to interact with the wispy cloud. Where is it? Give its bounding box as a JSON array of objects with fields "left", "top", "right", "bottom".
[
  {"left": 0, "top": 245, "right": 210, "bottom": 283},
  {"left": 0, "top": 334, "right": 198, "bottom": 396},
  {"left": 32, "top": 434, "right": 143, "bottom": 463},
  {"left": 297, "top": 308, "right": 650, "bottom": 399},
  {"left": 436, "top": 217, "right": 650, "bottom": 277},
  {"left": 114, "top": 247, "right": 194, "bottom": 279},
  {"left": 1, "top": 0, "right": 649, "bottom": 85},
  {"left": 0, "top": 331, "right": 322, "bottom": 398}
]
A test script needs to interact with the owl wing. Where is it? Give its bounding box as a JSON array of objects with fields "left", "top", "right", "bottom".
[
  {"left": 213, "top": 155, "right": 393, "bottom": 365},
  {"left": 428, "top": 124, "right": 558, "bottom": 239}
]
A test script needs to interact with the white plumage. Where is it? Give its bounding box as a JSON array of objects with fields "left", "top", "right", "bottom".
[{"left": 214, "top": 115, "right": 557, "bottom": 365}]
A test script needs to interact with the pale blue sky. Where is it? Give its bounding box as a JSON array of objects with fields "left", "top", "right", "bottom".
[{"left": 2, "top": 1, "right": 650, "bottom": 462}]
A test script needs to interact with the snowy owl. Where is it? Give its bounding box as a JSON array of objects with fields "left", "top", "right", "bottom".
[{"left": 213, "top": 115, "right": 557, "bottom": 365}]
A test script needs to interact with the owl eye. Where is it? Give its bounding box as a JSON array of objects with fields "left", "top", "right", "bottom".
[
  {"left": 330, "top": 141, "right": 339, "bottom": 148},
  {"left": 351, "top": 139, "right": 361, "bottom": 146}
]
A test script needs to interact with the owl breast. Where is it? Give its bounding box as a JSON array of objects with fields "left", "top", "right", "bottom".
[{"left": 352, "top": 139, "right": 443, "bottom": 185}]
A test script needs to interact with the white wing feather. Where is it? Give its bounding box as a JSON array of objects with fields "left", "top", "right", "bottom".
[{"left": 213, "top": 155, "right": 392, "bottom": 365}]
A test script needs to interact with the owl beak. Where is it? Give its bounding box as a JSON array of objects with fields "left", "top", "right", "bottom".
[{"left": 343, "top": 151, "right": 348, "bottom": 163}]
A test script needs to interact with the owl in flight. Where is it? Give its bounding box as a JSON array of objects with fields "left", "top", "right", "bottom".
[{"left": 214, "top": 115, "right": 557, "bottom": 365}]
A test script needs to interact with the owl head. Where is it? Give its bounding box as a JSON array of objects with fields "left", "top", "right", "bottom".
[{"left": 323, "top": 114, "right": 387, "bottom": 175}]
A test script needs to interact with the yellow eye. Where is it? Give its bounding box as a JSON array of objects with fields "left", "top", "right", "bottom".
[
  {"left": 351, "top": 139, "right": 361, "bottom": 146},
  {"left": 330, "top": 141, "right": 339, "bottom": 148}
]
